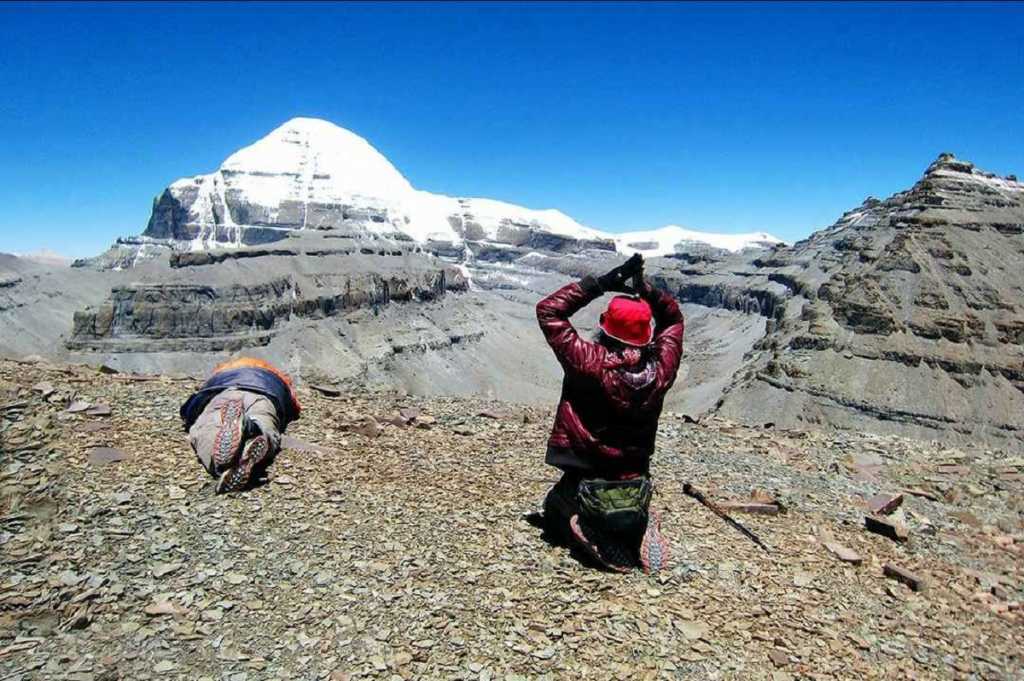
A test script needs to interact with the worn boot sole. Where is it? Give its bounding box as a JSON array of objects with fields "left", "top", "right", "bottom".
[
  {"left": 212, "top": 399, "right": 245, "bottom": 471},
  {"left": 216, "top": 435, "right": 270, "bottom": 494},
  {"left": 569, "top": 514, "right": 633, "bottom": 573},
  {"left": 639, "top": 510, "right": 670, "bottom": 574}
]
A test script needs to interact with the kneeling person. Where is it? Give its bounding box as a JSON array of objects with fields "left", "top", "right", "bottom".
[
  {"left": 180, "top": 358, "right": 301, "bottom": 493},
  {"left": 536, "top": 254, "right": 684, "bottom": 573}
]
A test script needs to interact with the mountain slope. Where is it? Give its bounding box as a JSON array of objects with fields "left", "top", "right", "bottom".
[{"left": 712, "top": 154, "right": 1024, "bottom": 450}]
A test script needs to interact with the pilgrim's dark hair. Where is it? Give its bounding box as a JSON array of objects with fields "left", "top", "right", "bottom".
[{"left": 595, "top": 330, "right": 658, "bottom": 363}]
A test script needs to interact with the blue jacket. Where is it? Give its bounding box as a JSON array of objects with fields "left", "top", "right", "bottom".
[{"left": 180, "top": 366, "right": 301, "bottom": 431}]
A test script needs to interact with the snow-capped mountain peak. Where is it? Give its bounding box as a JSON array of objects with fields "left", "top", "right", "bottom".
[
  {"left": 93, "top": 117, "right": 781, "bottom": 268},
  {"left": 219, "top": 117, "right": 415, "bottom": 203}
]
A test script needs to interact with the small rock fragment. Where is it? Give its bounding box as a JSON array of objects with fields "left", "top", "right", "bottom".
[
  {"left": 350, "top": 419, "right": 381, "bottom": 439},
  {"left": 32, "top": 381, "right": 55, "bottom": 398},
  {"left": 865, "top": 515, "right": 908, "bottom": 543},
  {"left": 793, "top": 571, "right": 814, "bottom": 588},
  {"left": 152, "top": 562, "right": 182, "bottom": 578},
  {"left": 202, "top": 608, "right": 225, "bottom": 622},
  {"left": 677, "top": 620, "right": 708, "bottom": 641},
  {"left": 311, "top": 384, "right": 342, "bottom": 397},
  {"left": 67, "top": 400, "right": 92, "bottom": 413},
  {"left": 87, "top": 447, "right": 130, "bottom": 466},
  {"left": 145, "top": 601, "right": 186, "bottom": 617},
  {"left": 86, "top": 403, "right": 112, "bottom": 417},
  {"left": 717, "top": 502, "right": 780, "bottom": 516},
  {"left": 867, "top": 493, "right": 903, "bottom": 515},
  {"left": 883, "top": 563, "right": 927, "bottom": 592},
  {"left": 903, "top": 487, "right": 940, "bottom": 502},
  {"left": 824, "top": 542, "right": 863, "bottom": 565}
]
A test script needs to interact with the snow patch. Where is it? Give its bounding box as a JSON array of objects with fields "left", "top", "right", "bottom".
[{"left": 613, "top": 225, "right": 783, "bottom": 256}]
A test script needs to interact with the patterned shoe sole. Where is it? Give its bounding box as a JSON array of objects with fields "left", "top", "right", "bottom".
[
  {"left": 569, "top": 514, "right": 632, "bottom": 573},
  {"left": 212, "top": 399, "right": 246, "bottom": 470},
  {"left": 639, "top": 510, "right": 670, "bottom": 574},
  {"left": 217, "top": 435, "right": 270, "bottom": 494}
]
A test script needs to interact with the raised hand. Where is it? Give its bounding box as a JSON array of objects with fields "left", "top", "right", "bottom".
[{"left": 597, "top": 253, "right": 644, "bottom": 293}]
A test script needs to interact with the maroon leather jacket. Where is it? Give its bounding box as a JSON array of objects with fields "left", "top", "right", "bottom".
[{"left": 536, "top": 276, "right": 684, "bottom": 478}]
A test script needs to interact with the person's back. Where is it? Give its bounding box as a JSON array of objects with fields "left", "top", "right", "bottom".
[
  {"left": 180, "top": 357, "right": 301, "bottom": 494},
  {"left": 536, "top": 254, "right": 684, "bottom": 572}
]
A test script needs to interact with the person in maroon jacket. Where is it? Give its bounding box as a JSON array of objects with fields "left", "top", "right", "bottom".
[{"left": 536, "top": 253, "right": 684, "bottom": 573}]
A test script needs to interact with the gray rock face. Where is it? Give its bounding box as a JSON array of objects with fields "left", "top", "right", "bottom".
[
  {"left": 707, "top": 154, "right": 1024, "bottom": 450},
  {"left": 67, "top": 242, "right": 468, "bottom": 355}
]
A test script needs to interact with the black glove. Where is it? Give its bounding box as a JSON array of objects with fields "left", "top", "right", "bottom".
[{"left": 597, "top": 253, "right": 644, "bottom": 293}]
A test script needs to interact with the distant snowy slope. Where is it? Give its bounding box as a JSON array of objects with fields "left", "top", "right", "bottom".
[
  {"left": 614, "top": 225, "right": 783, "bottom": 256},
  {"left": 12, "top": 249, "right": 73, "bottom": 267}
]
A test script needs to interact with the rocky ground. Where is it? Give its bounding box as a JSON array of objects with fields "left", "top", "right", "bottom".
[{"left": 1, "top": 358, "right": 1021, "bottom": 680}]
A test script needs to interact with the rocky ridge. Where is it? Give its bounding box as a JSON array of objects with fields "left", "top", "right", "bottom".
[{"left": 712, "top": 154, "right": 1024, "bottom": 451}]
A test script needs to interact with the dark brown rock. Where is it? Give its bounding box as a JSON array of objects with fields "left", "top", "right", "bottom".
[
  {"left": 884, "top": 563, "right": 927, "bottom": 592},
  {"left": 865, "top": 515, "right": 909, "bottom": 543},
  {"left": 904, "top": 487, "right": 940, "bottom": 502},
  {"left": 311, "top": 384, "right": 342, "bottom": 397}
]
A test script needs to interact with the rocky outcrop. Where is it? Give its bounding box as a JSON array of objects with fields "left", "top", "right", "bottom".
[
  {"left": 708, "top": 154, "right": 1024, "bottom": 451},
  {"left": 67, "top": 252, "right": 467, "bottom": 354}
]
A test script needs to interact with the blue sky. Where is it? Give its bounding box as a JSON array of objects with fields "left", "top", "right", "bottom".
[{"left": 1, "top": 1, "right": 1022, "bottom": 257}]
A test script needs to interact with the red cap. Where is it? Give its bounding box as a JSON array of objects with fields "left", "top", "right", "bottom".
[{"left": 599, "top": 296, "right": 654, "bottom": 346}]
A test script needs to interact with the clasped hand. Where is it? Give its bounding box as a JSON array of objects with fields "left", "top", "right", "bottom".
[{"left": 598, "top": 253, "right": 644, "bottom": 294}]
